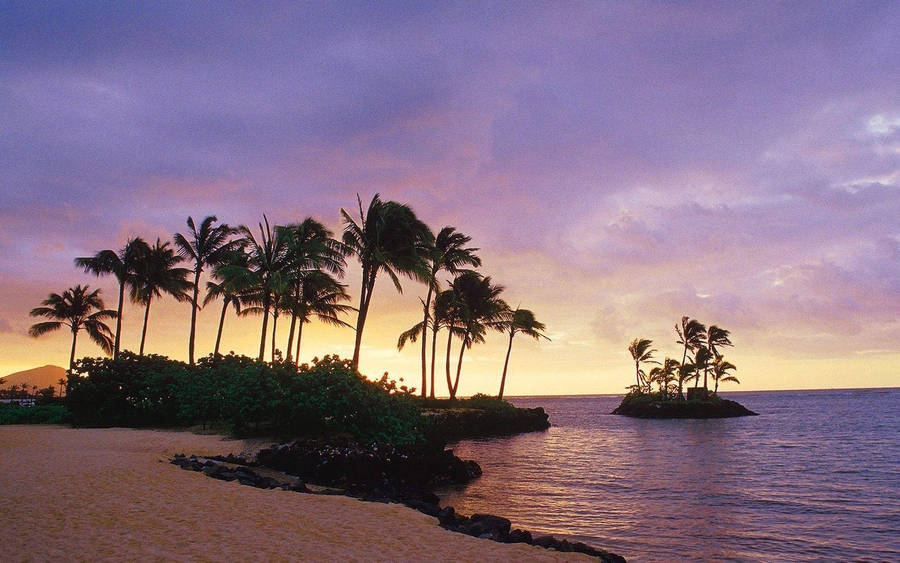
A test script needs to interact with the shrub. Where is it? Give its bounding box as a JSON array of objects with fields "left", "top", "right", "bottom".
[
  {"left": 66, "top": 352, "right": 424, "bottom": 445},
  {"left": 0, "top": 404, "right": 70, "bottom": 425}
]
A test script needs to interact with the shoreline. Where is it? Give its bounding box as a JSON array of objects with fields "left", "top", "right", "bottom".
[{"left": 0, "top": 425, "right": 590, "bottom": 561}]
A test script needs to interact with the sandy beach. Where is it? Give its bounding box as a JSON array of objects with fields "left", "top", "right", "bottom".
[{"left": 0, "top": 425, "right": 584, "bottom": 561}]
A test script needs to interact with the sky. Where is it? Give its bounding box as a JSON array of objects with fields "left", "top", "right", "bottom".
[{"left": 1, "top": 1, "right": 897, "bottom": 394}]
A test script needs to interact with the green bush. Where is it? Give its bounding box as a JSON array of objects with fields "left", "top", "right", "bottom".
[
  {"left": 0, "top": 404, "right": 70, "bottom": 425},
  {"left": 66, "top": 352, "right": 424, "bottom": 445},
  {"left": 412, "top": 393, "right": 516, "bottom": 412}
]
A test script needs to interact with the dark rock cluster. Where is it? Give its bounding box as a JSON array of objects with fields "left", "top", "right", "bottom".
[
  {"left": 172, "top": 441, "right": 625, "bottom": 561},
  {"left": 612, "top": 398, "right": 758, "bottom": 418}
]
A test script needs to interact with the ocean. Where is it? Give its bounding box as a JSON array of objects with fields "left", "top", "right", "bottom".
[{"left": 436, "top": 389, "right": 900, "bottom": 561}]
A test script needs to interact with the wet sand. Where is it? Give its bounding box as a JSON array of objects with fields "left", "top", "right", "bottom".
[{"left": 0, "top": 425, "right": 583, "bottom": 561}]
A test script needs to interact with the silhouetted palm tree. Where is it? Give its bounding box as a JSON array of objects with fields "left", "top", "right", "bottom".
[
  {"left": 57, "top": 377, "right": 66, "bottom": 398},
  {"left": 203, "top": 251, "right": 250, "bottom": 357},
  {"left": 276, "top": 218, "right": 348, "bottom": 364},
  {"left": 498, "top": 308, "right": 549, "bottom": 400},
  {"left": 649, "top": 358, "right": 680, "bottom": 397},
  {"left": 675, "top": 316, "right": 706, "bottom": 384},
  {"left": 676, "top": 361, "right": 696, "bottom": 399},
  {"left": 444, "top": 272, "right": 507, "bottom": 400},
  {"left": 704, "top": 325, "right": 733, "bottom": 389},
  {"left": 341, "top": 194, "right": 432, "bottom": 369},
  {"left": 691, "top": 345, "right": 713, "bottom": 393},
  {"left": 412, "top": 227, "right": 480, "bottom": 397},
  {"left": 397, "top": 289, "right": 458, "bottom": 398},
  {"left": 286, "top": 271, "right": 354, "bottom": 362},
  {"left": 75, "top": 237, "right": 150, "bottom": 359},
  {"left": 711, "top": 358, "right": 739, "bottom": 393},
  {"left": 225, "top": 216, "right": 289, "bottom": 360},
  {"left": 174, "top": 216, "right": 239, "bottom": 364},
  {"left": 133, "top": 238, "right": 192, "bottom": 355},
  {"left": 628, "top": 338, "right": 659, "bottom": 393},
  {"left": 29, "top": 285, "right": 116, "bottom": 369}
]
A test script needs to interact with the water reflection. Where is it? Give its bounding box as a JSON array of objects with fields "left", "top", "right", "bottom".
[{"left": 436, "top": 391, "right": 900, "bottom": 562}]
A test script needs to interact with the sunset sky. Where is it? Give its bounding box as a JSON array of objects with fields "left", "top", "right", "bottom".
[{"left": 1, "top": 2, "right": 897, "bottom": 394}]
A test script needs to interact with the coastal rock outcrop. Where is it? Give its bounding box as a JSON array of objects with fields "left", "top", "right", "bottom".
[{"left": 612, "top": 397, "right": 757, "bottom": 418}]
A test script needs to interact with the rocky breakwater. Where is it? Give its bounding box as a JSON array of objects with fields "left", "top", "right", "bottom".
[{"left": 423, "top": 406, "right": 551, "bottom": 443}]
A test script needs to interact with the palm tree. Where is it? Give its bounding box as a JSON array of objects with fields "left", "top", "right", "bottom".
[
  {"left": 675, "top": 361, "right": 696, "bottom": 399},
  {"left": 132, "top": 239, "right": 192, "bottom": 355},
  {"left": 174, "top": 216, "right": 239, "bottom": 364},
  {"left": 675, "top": 316, "right": 706, "bottom": 384},
  {"left": 29, "top": 285, "right": 116, "bottom": 369},
  {"left": 75, "top": 237, "right": 150, "bottom": 359},
  {"left": 341, "top": 194, "right": 433, "bottom": 370},
  {"left": 412, "top": 227, "right": 481, "bottom": 397},
  {"left": 498, "top": 308, "right": 549, "bottom": 400},
  {"left": 649, "top": 358, "right": 680, "bottom": 398},
  {"left": 276, "top": 218, "right": 348, "bottom": 364},
  {"left": 691, "top": 345, "right": 713, "bottom": 395},
  {"left": 397, "top": 289, "right": 458, "bottom": 399},
  {"left": 704, "top": 325, "right": 733, "bottom": 389},
  {"left": 444, "top": 272, "right": 507, "bottom": 400},
  {"left": 224, "top": 216, "right": 289, "bottom": 361},
  {"left": 57, "top": 377, "right": 66, "bottom": 398},
  {"left": 203, "top": 251, "right": 250, "bottom": 357},
  {"left": 287, "top": 271, "right": 354, "bottom": 362},
  {"left": 711, "top": 358, "right": 739, "bottom": 393},
  {"left": 628, "top": 338, "right": 659, "bottom": 394}
]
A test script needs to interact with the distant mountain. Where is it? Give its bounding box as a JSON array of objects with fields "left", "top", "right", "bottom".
[{"left": 0, "top": 365, "right": 68, "bottom": 390}]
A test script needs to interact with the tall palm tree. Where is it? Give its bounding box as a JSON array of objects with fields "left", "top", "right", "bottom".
[
  {"left": 276, "top": 218, "right": 348, "bottom": 364},
  {"left": 287, "top": 271, "right": 354, "bottom": 362},
  {"left": 57, "top": 377, "right": 66, "bottom": 398},
  {"left": 414, "top": 226, "right": 480, "bottom": 397},
  {"left": 203, "top": 251, "right": 250, "bottom": 357},
  {"left": 444, "top": 272, "right": 507, "bottom": 400},
  {"left": 29, "top": 285, "right": 116, "bottom": 369},
  {"left": 174, "top": 216, "right": 239, "bottom": 364},
  {"left": 75, "top": 237, "right": 150, "bottom": 359},
  {"left": 704, "top": 325, "right": 733, "bottom": 389},
  {"left": 675, "top": 316, "right": 706, "bottom": 382},
  {"left": 498, "top": 308, "right": 549, "bottom": 400},
  {"left": 132, "top": 238, "right": 192, "bottom": 355},
  {"left": 341, "top": 194, "right": 433, "bottom": 369},
  {"left": 224, "top": 216, "right": 289, "bottom": 361},
  {"left": 628, "top": 338, "right": 659, "bottom": 393},
  {"left": 711, "top": 357, "right": 739, "bottom": 393}
]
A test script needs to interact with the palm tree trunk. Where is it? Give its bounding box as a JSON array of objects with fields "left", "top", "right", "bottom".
[
  {"left": 499, "top": 332, "right": 514, "bottom": 400},
  {"left": 703, "top": 365, "right": 709, "bottom": 390},
  {"left": 452, "top": 333, "right": 468, "bottom": 399},
  {"left": 635, "top": 359, "right": 641, "bottom": 390},
  {"left": 271, "top": 310, "right": 278, "bottom": 362},
  {"left": 214, "top": 300, "right": 227, "bottom": 356},
  {"left": 295, "top": 320, "right": 304, "bottom": 362},
  {"left": 429, "top": 324, "right": 439, "bottom": 399},
  {"left": 188, "top": 268, "right": 201, "bottom": 364},
  {"left": 258, "top": 293, "right": 270, "bottom": 361},
  {"left": 351, "top": 269, "right": 373, "bottom": 370},
  {"left": 419, "top": 285, "right": 434, "bottom": 398},
  {"left": 445, "top": 329, "right": 454, "bottom": 399},
  {"left": 114, "top": 280, "right": 125, "bottom": 360},
  {"left": 69, "top": 329, "right": 78, "bottom": 370},
  {"left": 139, "top": 295, "right": 151, "bottom": 355},
  {"left": 286, "top": 311, "right": 297, "bottom": 363}
]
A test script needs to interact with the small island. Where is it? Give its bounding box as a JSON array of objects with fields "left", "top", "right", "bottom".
[{"left": 613, "top": 316, "right": 757, "bottom": 419}]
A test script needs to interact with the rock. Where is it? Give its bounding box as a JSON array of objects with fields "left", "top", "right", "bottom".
[
  {"left": 612, "top": 396, "right": 757, "bottom": 418},
  {"left": 506, "top": 529, "right": 532, "bottom": 544},
  {"left": 404, "top": 499, "right": 441, "bottom": 517}
]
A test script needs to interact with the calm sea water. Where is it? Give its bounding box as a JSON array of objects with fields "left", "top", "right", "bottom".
[{"left": 436, "top": 390, "right": 900, "bottom": 562}]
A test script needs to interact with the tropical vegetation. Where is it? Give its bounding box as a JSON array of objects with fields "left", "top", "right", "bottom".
[
  {"left": 626, "top": 316, "right": 739, "bottom": 400},
  {"left": 27, "top": 195, "right": 547, "bottom": 402}
]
